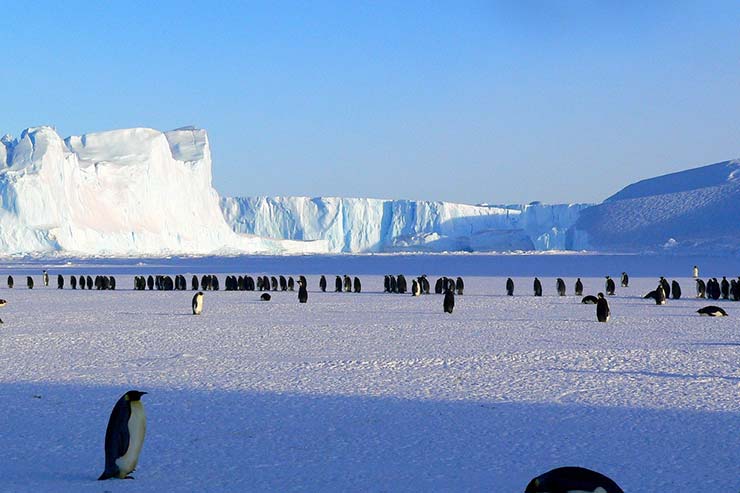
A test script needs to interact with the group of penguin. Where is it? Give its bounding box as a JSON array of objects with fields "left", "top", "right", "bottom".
[
  {"left": 6, "top": 271, "right": 117, "bottom": 291},
  {"left": 99, "top": 392, "right": 623, "bottom": 492},
  {"left": 382, "top": 274, "right": 464, "bottom": 314}
]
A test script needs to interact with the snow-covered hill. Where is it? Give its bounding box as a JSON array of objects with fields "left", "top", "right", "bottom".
[
  {"left": 0, "top": 126, "right": 327, "bottom": 256},
  {"left": 574, "top": 159, "right": 740, "bottom": 254},
  {"left": 220, "top": 196, "right": 589, "bottom": 253}
]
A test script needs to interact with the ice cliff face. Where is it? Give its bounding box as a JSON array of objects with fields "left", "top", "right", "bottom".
[
  {"left": 0, "top": 126, "right": 327, "bottom": 255},
  {"left": 574, "top": 159, "right": 740, "bottom": 254},
  {"left": 220, "top": 196, "right": 589, "bottom": 253}
]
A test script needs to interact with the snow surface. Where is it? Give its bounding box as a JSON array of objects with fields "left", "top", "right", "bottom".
[
  {"left": 0, "top": 127, "right": 328, "bottom": 256},
  {"left": 0, "top": 255, "right": 738, "bottom": 492},
  {"left": 221, "top": 197, "right": 588, "bottom": 253}
]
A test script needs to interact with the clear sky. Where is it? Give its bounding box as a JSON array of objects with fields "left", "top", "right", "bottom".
[{"left": 2, "top": 1, "right": 739, "bottom": 204}]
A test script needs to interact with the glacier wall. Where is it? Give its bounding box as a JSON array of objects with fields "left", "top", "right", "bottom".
[
  {"left": 220, "top": 196, "right": 590, "bottom": 253},
  {"left": 0, "top": 126, "right": 328, "bottom": 256}
]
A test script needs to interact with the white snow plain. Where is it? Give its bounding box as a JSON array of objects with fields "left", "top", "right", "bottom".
[{"left": 0, "top": 255, "right": 738, "bottom": 492}]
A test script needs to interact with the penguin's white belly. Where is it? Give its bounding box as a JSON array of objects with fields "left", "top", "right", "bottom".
[
  {"left": 116, "top": 401, "right": 146, "bottom": 477},
  {"left": 193, "top": 297, "right": 203, "bottom": 314}
]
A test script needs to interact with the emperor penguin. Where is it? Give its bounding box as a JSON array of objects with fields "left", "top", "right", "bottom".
[
  {"left": 287, "top": 277, "right": 295, "bottom": 291},
  {"left": 98, "top": 390, "right": 147, "bottom": 480},
  {"left": 697, "top": 305, "right": 728, "bottom": 317},
  {"left": 353, "top": 277, "right": 361, "bottom": 293},
  {"left": 279, "top": 275, "right": 287, "bottom": 291},
  {"left": 0, "top": 298, "right": 7, "bottom": 323},
  {"left": 147, "top": 275, "right": 154, "bottom": 290},
  {"left": 319, "top": 275, "right": 327, "bottom": 292},
  {"left": 86, "top": 275, "right": 93, "bottom": 290},
  {"left": 533, "top": 277, "right": 542, "bottom": 297},
  {"left": 192, "top": 292, "right": 204, "bottom": 315},
  {"left": 57, "top": 274, "right": 64, "bottom": 289},
  {"left": 574, "top": 278, "right": 583, "bottom": 296},
  {"left": 605, "top": 276, "right": 615, "bottom": 295},
  {"left": 655, "top": 285, "right": 666, "bottom": 305},
  {"left": 721, "top": 276, "right": 730, "bottom": 299},
  {"left": 335, "top": 276, "right": 342, "bottom": 292},
  {"left": 596, "top": 293, "right": 610, "bottom": 322},
  {"left": 659, "top": 277, "right": 670, "bottom": 298},
  {"left": 506, "top": 277, "right": 514, "bottom": 296},
  {"left": 620, "top": 271, "right": 629, "bottom": 287},
  {"left": 42, "top": 270, "right": 49, "bottom": 287},
  {"left": 79, "top": 275, "right": 86, "bottom": 290},
  {"left": 693, "top": 265, "right": 699, "bottom": 278},
  {"left": 581, "top": 295, "right": 598, "bottom": 304},
  {"left": 696, "top": 278, "right": 706, "bottom": 298},
  {"left": 556, "top": 278, "right": 566, "bottom": 296},
  {"left": 455, "top": 277, "right": 464, "bottom": 295},
  {"left": 434, "top": 278, "right": 444, "bottom": 294},
  {"left": 525, "top": 466, "right": 624, "bottom": 493},
  {"left": 26, "top": 276, "right": 34, "bottom": 289},
  {"left": 260, "top": 293, "right": 271, "bottom": 301},
  {"left": 298, "top": 283, "right": 308, "bottom": 303},
  {"left": 7, "top": 275, "right": 13, "bottom": 289},
  {"left": 671, "top": 280, "right": 682, "bottom": 299},
  {"left": 399, "top": 275, "right": 409, "bottom": 294},
  {"left": 412, "top": 279, "right": 421, "bottom": 296},
  {"left": 70, "top": 275, "right": 77, "bottom": 289},
  {"left": 191, "top": 275, "right": 199, "bottom": 291},
  {"left": 443, "top": 288, "right": 455, "bottom": 314},
  {"left": 343, "top": 275, "right": 352, "bottom": 293}
]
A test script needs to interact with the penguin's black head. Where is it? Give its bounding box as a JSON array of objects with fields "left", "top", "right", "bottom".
[
  {"left": 597, "top": 292, "right": 604, "bottom": 298},
  {"left": 124, "top": 390, "right": 147, "bottom": 401},
  {"left": 524, "top": 476, "right": 543, "bottom": 492}
]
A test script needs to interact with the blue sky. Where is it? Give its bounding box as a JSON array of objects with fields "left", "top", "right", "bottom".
[{"left": 1, "top": 1, "right": 739, "bottom": 204}]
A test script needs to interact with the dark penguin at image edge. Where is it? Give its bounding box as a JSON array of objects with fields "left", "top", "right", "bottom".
[
  {"left": 99, "top": 390, "right": 147, "bottom": 480},
  {"left": 525, "top": 466, "right": 624, "bottom": 493}
]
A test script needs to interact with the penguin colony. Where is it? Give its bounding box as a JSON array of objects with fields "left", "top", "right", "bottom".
[
  {"left": 2, "top": 268, "right": 725, "bottom": 487},
  {"left": 3, "top": 270, "right": 734, "bottom": 322}
]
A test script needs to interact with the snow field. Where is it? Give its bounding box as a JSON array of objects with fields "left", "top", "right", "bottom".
[{"left": 0, "top": 273, "right": 737, "bottom": 491}]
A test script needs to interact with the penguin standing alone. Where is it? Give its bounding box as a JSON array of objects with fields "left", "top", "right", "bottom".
[
  {"left": 192, "top": 292, "right": 204, "bottom": 315},
  {"left": 556, "top": 278, "right": 566, "bottom": 296},
  {"left": 43, "top": 270, "right": 49, "bottom": 287},
  {"left": 7, "top": 275, "right": 13, "bottom": 289},
  {"left": 506, "top": 277, "right": 514, "bottom": 296},
  {"left": 620, "top": 272, "right": 629, "bottom": 287},
  {"left": 605, "top": 276, "right": 615, "bottom": 295},
  {"left": 574, "top": 278, "right": 583, "bottom": 296},
  {"left": 57, "top": 274, "right": 64, "bottom": 289},
  {"left": 596, "top": 293, "right": 610, "bottom": 322},
  {"left": 319, "top": 275, "right": 327, "bottom": 292},
  {"left": 26, "top": 276, "right": 34, "bottom": 289},
  {"left": 443, "top": 288, "right": 455, "bottom": 314},
  {"left": 98, "top": 390, "right": 147, "bottom": 480},
  {"left": 298, "top": 281, "right": 308, "bottom": 303},
  {"left": 533, "top": 278, "right": 542, "bottom": 297}
]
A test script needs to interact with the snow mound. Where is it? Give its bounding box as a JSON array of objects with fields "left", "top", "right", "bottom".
[
  {"left": 0, "top": 126, "right": 328, "bottom": 256},
  {"left": 220, "top": 197, "right": 589, "bottom": 253},
  {"left": 575, "top": 159, "right": 740, "bottom": 254}
]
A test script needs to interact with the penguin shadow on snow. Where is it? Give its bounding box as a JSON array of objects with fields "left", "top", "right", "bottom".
[{"left": 0, "top": 381, "right": 738, "bottom": 491}]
